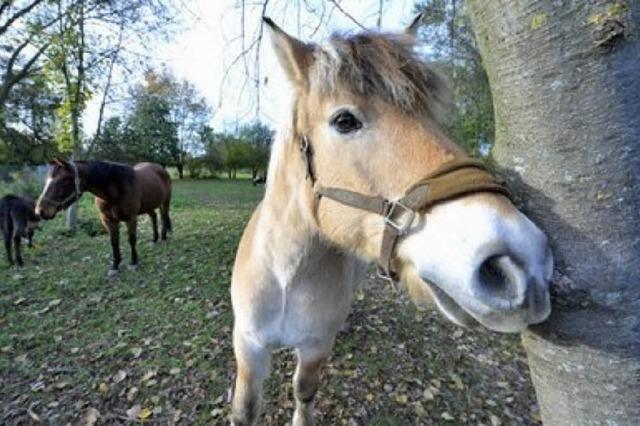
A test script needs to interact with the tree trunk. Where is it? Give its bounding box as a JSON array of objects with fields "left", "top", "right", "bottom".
[
  {"left": 177, "top": 163, "right": 184, "bottom": 179},
  {"left": 467, "top": 1, "right": 640, "bottom": 424},
  {"left": 66, "top": 0, "right": 86, "bottom": 231}
]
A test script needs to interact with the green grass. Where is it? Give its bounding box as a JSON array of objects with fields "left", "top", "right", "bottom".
[
  {"left": 0, "top": 179, "right": 539, "bottom": 425},
  {"left": 1, "top": 179, "right": 262, "bottom": 423}
]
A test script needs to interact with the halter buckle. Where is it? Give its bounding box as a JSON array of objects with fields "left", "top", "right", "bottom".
[{"left": 384, "top": 200, "right": 415, "bottom": 235}]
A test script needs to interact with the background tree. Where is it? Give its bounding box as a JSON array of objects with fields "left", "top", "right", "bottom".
[
  {"left": 127, "top": 72, "right": 179, "bottom": 167},
  {"left": 413, "top": 0, "right": 493, "bottom": 154},
  {"left": 198, "top": 125, "right": 225, "bottom": 177},
  {"left": 171, "top": 79, "right": 211, "bottom": 179},
  {"left": 89, "top": 116, "right": 131, "bottom": 163},
  {"left": 467, "top": 1, "right": 639, "bottom": 424},
  {"left": 237, "top": 121, "right": 273, "bottom": 179}
]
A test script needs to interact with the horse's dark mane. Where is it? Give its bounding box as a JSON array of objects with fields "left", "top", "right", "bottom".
[
  {"left": 78, "top": 160, "right": 135, "bottom": 195},
  {"left": 83, "top": 160, "right": 134, "bottom": 184}
]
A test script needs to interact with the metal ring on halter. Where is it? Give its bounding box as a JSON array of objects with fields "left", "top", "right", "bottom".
[{"left": 384, "top": 200, "right": 415, "bottom": 235}]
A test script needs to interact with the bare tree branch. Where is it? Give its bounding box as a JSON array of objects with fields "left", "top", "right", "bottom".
[
  {"left": 0, "top": 0, "right": 46, "bottom": 36},
  {"left": 327, "top": 0, "right": 366, "bottom": 30}
]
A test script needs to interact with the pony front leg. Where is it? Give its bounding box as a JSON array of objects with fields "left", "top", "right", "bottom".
[
  {"left": 12, "top": 230, "right": 23, "bottom": 267},
  {"left": 101, "top": 216, "right": 121, "bottom": 275},
  {"left": 292, "top": 343, "right": 333, "bottom": 426},
  {"left": 126, "top": 216, "right": 138, "bottom": 267},
  {"left": 3, "top": 230, "right": 13, "bottom": 266},
  {"left": 148, "top": 211, "right": 159, "bottom": 243},
  {"left": 231, "top": 331, "right": 271, "bottom": 425}
]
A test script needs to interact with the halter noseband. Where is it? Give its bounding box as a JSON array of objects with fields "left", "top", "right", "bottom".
[
  {"left": 40, "top": 161, "right": 83, "bottom": 209},
  {"left": 300, "top": 135, "right": 511, "bottom": 290}
]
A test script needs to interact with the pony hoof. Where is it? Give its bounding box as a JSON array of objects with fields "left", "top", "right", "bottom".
[
  {"left": 107, "top": 268, "right": 119, "bottom": 277},
  {"left": 127, "top": 264, "right": 139, "bottom": 271}
]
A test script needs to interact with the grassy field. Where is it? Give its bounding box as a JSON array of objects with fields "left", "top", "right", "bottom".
[{"left": 1, "top": 179, "right": 540, "bottom": 425}]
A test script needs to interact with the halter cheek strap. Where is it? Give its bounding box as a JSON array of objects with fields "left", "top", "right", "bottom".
[
  {"left": 39, "top": 161, "right": 83, "bottom": 208},
  {"left": 300, "top": 135, "right": 512, "bottom": 290}
]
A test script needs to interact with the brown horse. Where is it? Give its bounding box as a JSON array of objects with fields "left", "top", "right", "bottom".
[
  {"left": 35, "top": 159, "right": 172, "bottom": 275},
  {"left": 1, "top": 194, "right": 40, "bottom": 267},
  {"left": 230, "top": 16, "right": 552, "bottom": 425}
]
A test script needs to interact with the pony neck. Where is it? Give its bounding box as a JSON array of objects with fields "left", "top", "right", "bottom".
[
  {"left": 76, "top": 161, "right": 115, "bottom": 202},
  {"left": 262, "top": 129, "right": 319, "bottom": 240}
]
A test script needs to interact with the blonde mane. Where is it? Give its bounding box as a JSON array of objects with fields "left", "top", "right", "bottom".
[{"left": 311, "top": 32, "right": 452, "bottom": 123}]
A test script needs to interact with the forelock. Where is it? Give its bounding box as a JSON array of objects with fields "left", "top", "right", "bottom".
[{"left": 310, "top": 31, "right": 451, "bottom": 123}]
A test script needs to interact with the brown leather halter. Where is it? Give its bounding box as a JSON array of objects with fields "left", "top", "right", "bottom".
[{"left": 300, "top": 135, "right": 512, "bottom": 288}]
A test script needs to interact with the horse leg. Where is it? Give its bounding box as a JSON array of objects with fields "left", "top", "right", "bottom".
[
  {"left": 102, "top": 217, "right": 121, "bottom": 274},
  {"left": 149, "top": 211, "right": 159, "bottom": 243},
  {"left": 160, "top": 199, "right": 171, "bottom": 240},
  {"left": 3, "top": 230, "right": 13, "bottom": 266},
  {"left": 292, "top": 343, "right": 332, "bottom": 426},
  {"left": 126, "top": 216, "right": 138, "bottom": 267},
  {"left": 231, "top": 331, "right": 271, "bottom": 425},
  {"left": 11, "top": 213, "right": 26, "bottom": 267},
  {"left": 13, "top": 229, "right": 23, "bottom": 267}
]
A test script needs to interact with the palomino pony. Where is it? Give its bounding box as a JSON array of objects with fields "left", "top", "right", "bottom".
[
  {"left": 230, "top": 17, "right": 553, "bottom": 425},
  {"left": 35, "top": 159, "right": 172, "bottom": 275},
  {"left": 1, "top": 194, "right": 40, "bottom": 267}
]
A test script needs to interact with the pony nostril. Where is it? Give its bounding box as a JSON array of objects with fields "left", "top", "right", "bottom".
[{"left": 476, "top": 254, "right": 525, "bottom": 305}]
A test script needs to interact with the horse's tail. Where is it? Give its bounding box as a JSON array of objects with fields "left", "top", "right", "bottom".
[{"left": 160, "top": 167, "right": 172, "bottom": 233}]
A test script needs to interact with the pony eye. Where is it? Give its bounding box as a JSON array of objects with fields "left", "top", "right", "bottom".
[{"left": 330, "top": 110, "right": 362, "bottom": 134}]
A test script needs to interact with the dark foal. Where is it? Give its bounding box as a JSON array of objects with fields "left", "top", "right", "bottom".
[
  {"left": 36, "top": 159, "right": 172, "bottom": 275},
  {"left": 1, "top": 194, "right": 40, "bottom": 267}
]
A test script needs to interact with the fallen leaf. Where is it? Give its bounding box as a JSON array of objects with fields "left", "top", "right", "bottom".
[
  {"left": 441, "top": 412, "right": 454, "bottom": 421},
  {"left": 169, "top": 367, "right": 181, "bottom": 375},
  {"left": 414, "top": 401, "right": 428, "bottom": 418},
  {"left": 138, "top": 407, "right": 153, "bottom": 419},
  {"left": 48, "top": 299, "right": 62, "bottom": 307},
  {"left": 127, "top": 386, "right": 139, "bottom": 401},
  {"left": 395, "top": 394, "right": 409, "bottom": 405},
  {"left": 490, "top": 414, "right": 502, "bottom": 426},
  {"left": 54, "top": 381, "right": 69, "bottom": 390},
  {"left": 83, "top": 407, "right": 100, "bottom": 425},
  {"left": 98, "top": 382, "right": 109, "bottom": 394},
  {"left": 113, "top": 370, "right": 127, "bottom": 383},
  {"left": 30, "top": 381, "right": 45, "bottom": 391},
  {"left": 27, "top": 404, "right": 40, "bottom": 422},
  {"left": 126, "top": 404, "right": 141, "bottom": 419},
  {"left": 422, "top": 389, "right": 435, "bottom": 401},
  {"left": 141, "top": 370, "right": 157, "bottom": 381},
  {"left": 450, "top": 373, "right": 464, "bottom": 390},
  {"left": 131, "top": 347, "right": 143, "bottom": 358},
  {"left": 14, "top": 297, "right": 27, "bottom": 306}
]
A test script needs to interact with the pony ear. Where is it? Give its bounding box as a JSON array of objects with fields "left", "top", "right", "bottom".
[
  {"left": 51, "top": 157, "right": 72, "bottom": 170},
  {"left": 405, "top": 12, "right": 424, "bottom": 36},
  {"left": 263, "top": 17, "right": 314, "bottom": 87}
]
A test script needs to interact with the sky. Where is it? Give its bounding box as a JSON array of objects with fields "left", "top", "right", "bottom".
[{"left": 84, "top": 0, "right": 417, "bottom": 134}]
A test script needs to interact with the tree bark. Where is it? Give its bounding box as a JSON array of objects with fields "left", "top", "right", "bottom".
[
  {"left": 467, "top": 1, "right": 640, "bottom": 424},
  {"left": 66, "top": 0, "right": 86, "bottom": 230}
]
